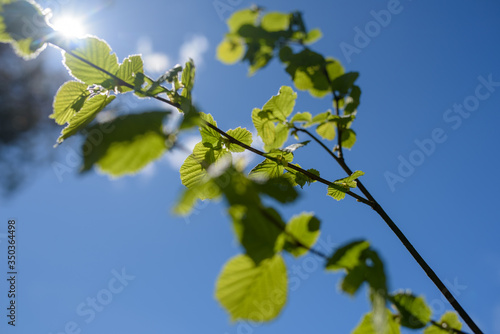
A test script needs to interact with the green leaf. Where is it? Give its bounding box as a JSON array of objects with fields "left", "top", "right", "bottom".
[
  {"left": 179, "top": 142, "right": 229, "bottom": 194},
  {"left": 254, "top": 177, "right": 298, "bottom": 204},
  {"left": 215, "top": 254, "right": 287, "bottom": 322},
  {"left": 261, "top": 12, "right": 290, "bottom": 32},
  {"left": 50, "top": 81, "right": 90, "bottom": 125},
  {"left": 116, "top": 55, "right": 144, "bottom": 93},
  {"left": 227, "top": 8, "right": 259, "bottom": 33},
  {"left": 326, "top": 240, "right": 370, "bottom": 271},
  {"left": 217, "top": 38, "right": 245, "bottom": 64},
  {"left": 262, "top": 86, "right": 297, "bottom": 121},
  {"left": 284, "top": 49, "right": 329, "bottom": 97},
  {"left": 352, "top": 310, "right": 401, "bottom": 334},
  {"left": 199, "top": 112, "right": 221, "bottom": 146},
  {"left": 249, "top": 159, "right": 286, "bottom": 180},
  {"left": 310, "top": 111, "right": 332, "bottom": 124},
  {"left": 230, "top": 206, "right": 284, "bottom": 264},
  {"left": 283, "top": 212, "right": 321, "bottom": 257},
  {"left": 344, "top": 85, "right": 361, "bottom": 114},
  {"left": 226, "top": 127, "right": 253, "bottom": 152},
  {"left": 423, "top": 312, "right": 462, "bottom": 334},
  {"left": 265, "top": 123, "right": 288, "bottom": 151},
  {"left": 341, "top": 129, "right": 357, "bottom": 149},
  {"left": 331, "top": 71, "right": 359, "bottom": 95},
  {"left": 391, "top": 292, "right": 431, "bottom": 329},
  {"left": 316, "top": 122, "right": 336, "bottom": 141},
  {"left": 181, "top": 58, "right": 195, "bottom": 97},
  {"left": 303, "top": 28, "right": 322, "bottom": 44},
  {"left": 283, "top": 166, "right": 318, "bottom": 188},
  {"left": 57, "top": 94, "right": 116, "bottom": 143},
  {"left": 81, "top": 111, "right": 169, "bottom": 177},
  {"left": 327, "top": 170, "right": 364, "bottom": 201},
  {"left": 325, "top": 58, "right": 344, "bottom": 82},
  {"left": 290, "top": 112, "right": 312, "bottom": 124},
  {"left": 252, "top": 108, "right": 276, "bottom": 145},
  {"left": 63, "top": 37, "right": 120, "bottom": 89}
]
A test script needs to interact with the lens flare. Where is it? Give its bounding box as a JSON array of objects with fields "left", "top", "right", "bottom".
[{"left": 51, "top": 16, "right": 86, "bottom": 38}]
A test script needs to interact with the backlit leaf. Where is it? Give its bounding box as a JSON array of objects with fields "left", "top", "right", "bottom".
[
  {"left": 391, "top": 292, "right": 431, "bottom": 329},
  {"left": 50, "top": 81, "right": 90, "bottom": 125},
  {"left": 217, "top": 38, "right": 245, "bottom": 64},
  {"left": 215, "top": 254, "right": 287, "bottom": 322},
  {"left": 284, "top": 212, "right": 321, "bottom": 257},
  {"left": 116, "top": 55, "right": 144, "bottom": 93},
  {"left": 261, "top": 12, "right": 290, "bottom": 32},
  {"left": 423, "top": 312, "right": 462, "bottom": 334},
  {"left": 226, "top": 127, "right": 253, "bottom": 152},
  {"left": 227, "top": 8, "right": 259, "bottom": 33},
  {"left": 352, "top": 310, "right": 401, "bottom": 334},
  {"left": 326, "top": 240, "right": 370, "bottom": 271}
]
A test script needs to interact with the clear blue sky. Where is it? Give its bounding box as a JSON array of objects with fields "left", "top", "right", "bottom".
[{"left": 1, "top": 0, "right": 500, "bottom": 333}]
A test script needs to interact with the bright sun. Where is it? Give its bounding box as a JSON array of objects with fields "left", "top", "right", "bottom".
[{"left": 51, "top": 16, "right": 86, "bottom": 38}]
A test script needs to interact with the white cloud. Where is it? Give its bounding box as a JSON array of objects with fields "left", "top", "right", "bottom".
[
  {"left": 136, "top": 36, "right": 171, "bottom": 74},
  {"left": 178, "top": 35, "right": 209, "bottom": 67}
]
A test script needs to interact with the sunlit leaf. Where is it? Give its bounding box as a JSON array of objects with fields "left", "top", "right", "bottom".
[
  {"left": 81, "top": 111, "right": 169, "bottom": 177},
  {"left": 331, "top": 71, "right": 359, "bottom": 95},
  {"left": 262, "top": 86, "right": 297, "bottom": 121},
  {"left": 116, "top": 55, "right": 144, "bottom": 93},
  {"left": 290, "top": 112, "right": 312, "bottom": 124},
  {"left": 326, "top": 240, "right": 370, "bottom": 271},
  {"left": 199, "top": 112, "right": 221, "bottom": 146},
  {"left": 261, "top": 12, "right": 290, "bottom": 32},
  {"left": 316, "top": 122, "right": 336, "bottom": 141},
  {"left": 63, "top": 36, "right": 120, "bottom": 89},
  {"left": 352, "top": 310, "right": 401, "bottom": 334},
  {"left": 341, "top": 129, "right": 357, "bottom": 149},
  {"left": 423, "top": 312, "right": 462, "bottom": 334},
  {"left": 215, "top": 254, "right": 287, "bottom": 322},
  {"left": 57, "top": 94, "right": 116, "bottom": 143},
  {"left": 252, "top": 108, "right": 276, "bottom": 145},
  {"left": 303, "top": 28, "right": 322, "bottom": 44},
  {"left": 50, "top": 81, "right": 90, "bottom": 125},
  {"left": 283, "top": 212, "right": 321, "bottom": 257},
  {"left": 227, "top": 8, "right": 259, "bottom": 32},
  {"left": 327, "top": 170, "right": 364, "bottom": 201},
  {"left": 391, "top": 292, "right": 431, "bottom": 329},
  {"left": 217, "top": 38, "right": 245, "bottom": 64},
  {"left": 226, "top": 127, "right": 253, "bottom": 152}
]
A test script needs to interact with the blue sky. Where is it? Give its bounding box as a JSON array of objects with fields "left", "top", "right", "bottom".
[{"left": 1, "top": 0, "right": 500, "bottom": 333}]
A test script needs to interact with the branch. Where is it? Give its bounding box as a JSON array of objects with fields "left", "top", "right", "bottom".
[{"left": 294, "top": 125, "right": 483, "bottom": 334}]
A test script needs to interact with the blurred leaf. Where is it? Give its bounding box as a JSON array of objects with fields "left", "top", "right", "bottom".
[
  {"left": 325, "top": 58, "right": 344, "bottom": 82},
  {"left": 227, "top": 8, "right": 259, "bottom": 32},
  {"left": 116, "top": 55, "right": 144, "bottom": 93},
  {"left": 326, "top": 240, "right": 370, "bottom": 271},
  {"left": 391, "top": 292, "right": 431, "bottom": 329},
  {"left": 331, "top": 71, "right": 359, "bottom": 95},
  {"left": 283, "top": 212, "right": 321, "bottom": 257},
  {"left": 316, "top": 122, "right": 336, "bottom": 141},
  {"left": 341, "top": 129, "right": 356, "bottom": 149},
  {"left": 352, "top": 310, "right": 401, "bottom": 334},
  {"left": 50, "top": 81, "right": 90, "bottom": 125},
  {"left": 63, "top": 37, "right": 119, "bottom": 89},
  {"left": 303, "top": 28, "right": 322, "bottom": 44},
  {"left": 254, "top": 177, "right": 298, "bottom": 204},
  {"left": 230, "top": 206, "right": 284, "bottom": 264},
  {"left": 261, "top": 12, "right": 290, "bottom": 32},
  {"left": 217, "top": 38, "right": 245, "bottom": 64},
  {"left": 284, "top": 49, "right": 329, "bottom": 97},
  {"left": 57, "top": 94, "right": 115, "bottom": 143},
  {"left": 226, "top": 127, "right": 253, "bottom": 152},
  {"left": 344, "top": 85, "right": 361, "bottom": 114},
  {"left": 423, "top": 312, "right": 462, "bottom": 334},
  {"left": 215, "top": 254, "right": 287, "bottom": 321},
  {"left": 82, "top": 111, "right": 169, "bottom": 177}
]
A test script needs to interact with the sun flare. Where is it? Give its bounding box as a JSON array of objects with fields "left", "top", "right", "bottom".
[{"left": 51, "top": 16, "right": 86, "bottom": 38}]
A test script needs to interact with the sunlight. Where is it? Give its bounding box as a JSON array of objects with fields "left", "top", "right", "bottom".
[{"left": 51, "top": 16, "right": 86, "bottom": 38}]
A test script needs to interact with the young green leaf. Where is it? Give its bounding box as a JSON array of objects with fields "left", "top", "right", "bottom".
[
  {"left": 226, "top": 127, "right": 253, "bottom": 152},
  {"left": 303, "top": 28, "right": 322, "bottom": 44},
  {"left": 215, "top": 254, "right": 287, "bottom": 322},
  {"left": 252, "top": 108, "right": 276, "bottom": 145},
  {"left": 50, "top": 81, "right": 90, "bottom": 125},
  {"left": 181, "top": 58, "right": 195, "bottom": 97},
  {"left": 290, "top": 112, "right": 312, "bottom": 124},
  {"left": 81, "top": 112, "right": 169, "bottom": 177},
  {"left": 316, "top": 122, "right": 336, "bottom": 141},
  {"left": 330, "top": 71, "right": 359, "bottom": 95},
  {"left": 261, "top": 12, "right": 290, "bottom": 32},
  {"left": 326, "top": 240, "right": 370, "bottom": 271},
  {"left": 199, "top": 112, "right": 221, "bottom": 146},
  {"left": 283, "top": 212, "right": 321, "bottom": 257},
  {"left": 217, "top": 38, "right": 245, "bottom": 64},
  {"left": 265, "top": 123, "right": 288, "bottom": 151},
  {"left": 262, "top": 86, "right": 297, "bottom": 122},
  {"left": 352, "top": 310, "right": 401, "bottom": 334},
  {"left": 116, "top": 55, "right": 144, "bottom": 93},
  {"left": 341, "top": 128, "right": 356, "bottom": 149},
  {"left": 327, "top": 170, "right": 364, "bottom": 201},
  {"left": 57, "top": 94, "right": 116, "bottom": 143},
  {"left": 390, "top": 292, "right": 432, "bottom": 329},
  {"left": 423, "top": 312, "right": 462, "bottom": 334},
  {"left": 227, "top": 8, "right": 260, "bottom": 33},
  {"left": 63, "top": 36, "right": 120, "bottom": 89}
]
